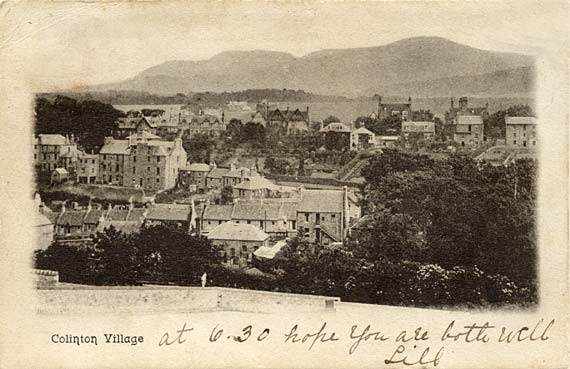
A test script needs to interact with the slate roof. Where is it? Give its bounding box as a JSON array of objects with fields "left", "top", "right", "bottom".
[
  {"left": 106, "top": 208, "right": 130, "bottom": 222},
  {"left": 380, "top": 102, "right": 411, "bottom": 111},
  {"left": 207, "top": 167, "right": 230, "bottom": 179},
  {"left": 84, "top": 209, "right": 105, "bottom": 224},
  {"left": 278, "top": 202, "right": 299, "bottom": 220},
  {"left": 187, "top": 163, "right": 211, "bottom": 172},
  {"left": 59, "top": 146, "right": 83, "bottom": 158},
  {"left": 267, "top": 108, "right": 309, "bottom": 122},
  {"left": 505, "top": 116, "right": 537, "bottom": 125},
  {"left": 146, "top": 204, "right": 191, "bottom": 221},
  {"left": 127, "top": 208, "right": 147, "bottom": 221},
  {"left": 352, "top": 127, "right": 375, "bottom": 135},
  {"left": 231, "top": 202, "right": 281, "bottom": 221},
  {"left": 207, "top": 222, "right": 269, "bottom": 242},
  {"left": 298, "top": 190, "right": 344, "bottom": 213},
  {"left": 202, "top": 204, "right": 233, "bottom": 221},
  {"left": 224, "top": 167, "right": 250, "bottom": 178},
  {"left": 53, "top": 168, "right": 68, "bottom": 175},
  {"left": 104, "top": 220, "right": 143, "bottom": 234},
  {"left": 57, "top": 210, "right": 86, "bottom": 226},
  {"left": 456, "top": 115, "right": 483, "bottom": 125},
  {"left": 116, "top": 117, "right": 140, "bottom": 129},
  {"left": 254, "top": 240, "right": 287, "bottom": 259},
  {"left": 100, "top": 140, "right": 130, "bottom": 155},
  {"left": 37, "top": 134, "right": 66, "bottom": 146},
  {"left": 233, "top": 176, "right": 278, "bottom": 191}
]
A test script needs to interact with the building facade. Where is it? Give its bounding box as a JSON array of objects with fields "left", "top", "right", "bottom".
[
  {"left": 454, "top": 115, "right": 484, "bottom": 147},
  {"left": 505, "top": 116, "right": 537, "bottom": 148},
  {"left": 33, "top": 134, "right": 78, "bottom": 173}
]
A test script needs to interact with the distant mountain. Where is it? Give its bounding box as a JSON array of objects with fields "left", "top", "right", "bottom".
[{"left": 79, "top": 37, "right": 535, "bottom": 97}]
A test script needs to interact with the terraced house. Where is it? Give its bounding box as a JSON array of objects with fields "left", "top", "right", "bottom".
[
  {"left": 33, "top": 134, "right": 78, "bottom": 173},
  {"left": 98, "top": 132, "right": 187, "bottom": 191}
]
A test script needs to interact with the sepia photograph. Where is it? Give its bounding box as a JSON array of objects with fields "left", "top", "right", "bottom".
[{"left": 0, "top": 1, "right": 568, "bottom": 368}]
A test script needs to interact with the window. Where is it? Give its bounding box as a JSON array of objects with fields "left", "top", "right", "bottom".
[
  {"left": 92, "top": 159, "right": 95, "bottom": 164},
  {"left": 305, "top": 213, "right": 310, "bottom": 222},
  {"left": 34, "top": 154, "right": 37, "bottom": 159},
  {"left": 331, "top": 214, "right": 336, "bottom": 219},
  {"left": 91, "top": 168, "right": 95, "bottom": 174},
  {"left": 147, "top": 167, "right": 150, "bottom": 172},
  {"left": 156, "top": 178, "right": 160, "bottom": 183},
  {"left": 533, "top": 140, "right": 536, "bottom": 146},
  {"left": 242, "top": 245, "right": 247, "bottom": 252},
  {"left": 103, "top": 155, "right": 107, "bottom": 160},
  {"left": 513, "top": 133, "right": 516, "bottom": 138},
  {"left": 147, "top": 156, "right": 151, "bottom": 162},
  {"left": 513, "top": 140, "right": 517, "bottom": 145},
  {"left": 156, "top": 167, "right": 160, "bottom": 175},
  {"left": 133, "top": 156, "right": 136, "bottom": 163},
  {"left": 247, "top": 220, "right": 251, "bottom": 224},
  {"left": 292, "top": 220, "right": 296, "bottom": 230},
  {"left": 157, "top": 157, "right": 160, "bottom": 163},
  {"left": 116, "top": 164, "right": 119, "bottom": 172},
  {"left": 132, "top": 167, "right": 136, "bottom": 174}
]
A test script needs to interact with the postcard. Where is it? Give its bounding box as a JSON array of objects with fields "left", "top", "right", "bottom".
[{"left": 0, "top": 1, "right": 568, "bottom": 368}]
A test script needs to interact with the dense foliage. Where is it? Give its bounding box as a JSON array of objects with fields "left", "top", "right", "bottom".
[
  {"left": 35, "top": 95, "right": 123, "bottom": 152},
  {"left": 484, "top": 104, "right": 535, "bottom": 139},
  {"left": 35, "top": 225, "right": 221, "bottom": 285}
]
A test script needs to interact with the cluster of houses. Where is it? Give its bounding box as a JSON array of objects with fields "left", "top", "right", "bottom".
[
  {"left": 319, "top": 96, "right": 538, "bottom": 151},
  {"left": 34, "top": 131, "right": 187, "bottom": 191},
  {"left": 113, "top": 100, "right": 312, "bottom": 142},
  {"left": 34, "top": 184, "right": 361, "bottom": 266},
  {"left": 33, "top": 93, "right": 539, "bottom": 278}
]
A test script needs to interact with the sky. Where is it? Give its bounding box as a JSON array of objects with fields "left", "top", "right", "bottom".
[{"left": 1, "top": 0, "right": 567, "bottom": 90}]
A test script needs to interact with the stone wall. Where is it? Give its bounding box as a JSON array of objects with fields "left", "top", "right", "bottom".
[{"left": 35, "top": 286, "right": 339, "bottom": 314}]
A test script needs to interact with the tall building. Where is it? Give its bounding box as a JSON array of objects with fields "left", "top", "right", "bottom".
[
  {"left": 454, "top": 115, "right": 484, "bottom": 147},
  {"left": 505, "top": 116, "right": 537, "bottom": 148},
  {"left": 33, "top": 134, "right": 78, "bottom": 173},
  {"left": 98, "top": 133, "right": 187, "bottom": 191}
]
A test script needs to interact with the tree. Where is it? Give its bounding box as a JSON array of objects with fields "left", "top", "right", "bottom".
[
  {"left": 354, "top": 116, "right": 375, "bottom": 129},
  {"left": 35, "top": 96, "right": 123, "bottom": 152},
  {"left": 220, "top": 185, "right": 234, "bottom": 204},
  {"left": 94, "top": 226, "right": 137, "bottom": 285},
  {"left": 226, "top": 119, "right": 243, "bottom": 139},
  {"left": 34, "top": 243, "right": 99, "bottom": 284},
  {"left": 131, "top": 225, "right": 222, "bottom": 284},
  {"left": 323, "top": 115, "right": 341, "bottom": 124},
  {"left": 359, "top": 150, "right": 537, "bottom": 297}
]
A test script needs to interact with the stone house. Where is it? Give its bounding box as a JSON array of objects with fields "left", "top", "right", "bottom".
[
  {"left": 206, "top": 166, "right": 230, "bottom": 191},
  {"left": 76, "top": 153, "right": 99, "bottom": 184},
  {"left": 144, "top": 203, "right": 192, "bottom": 233},
  {"left": 377, "top": 96, "right": 412, "bottom": 122},
  {"left": 401, "top": 121, "right": 436, "bottom": 141},
  {"left": 454, "top": 115, "right": 484, "bottom": 147},
  {"left": 33, "top": 134, "right": 78, "bottom": 173},
  {"left": 295, "top": 188, "right": 359, "bottom": 246},
  {"left": 505, "top": 116, "right": 537, "bottom": 148},
  {"left": 207, "top": 222, "right": 270, "bottom": 265}
]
